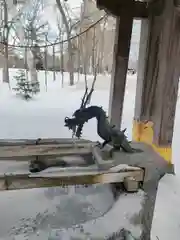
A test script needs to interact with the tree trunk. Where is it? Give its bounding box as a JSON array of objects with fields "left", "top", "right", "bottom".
[
  {"left": 27, "top": 45, "right": 38, "bottom": 84},
  {"left": 52, "top": 45, "right": 56, "bottom": 81},
  {"left": 60, "top": 34, "right": 64, "bottom": 87},
  {"left": 2, "top": 1, "right": 37, "bottom": 84},
  {"left": 67, "top": 36, "right": 74, "bottom": 86},
  {"left": 77, "top": 36, "right": 81, "bottom": 82},
  {"left": 56, "top": 0, "right": 74, "bottom": 85},
  {"left": 2, "top": 0, "right": 9, "bottom": 84},
  {"left": 3, "top": 41, "right": 9, "bottom": 84},
  {"left": 15, "top": 25, "right": 38, "bottom": 84},
  {"left": 44, "top": 46, "right": 47, "bottom": 91},
  {"left": 99, "top": 18, "right": 107, "bottom": 74},
  {"left": 92, "top": 27, "right": 96, "bottom": 75}
]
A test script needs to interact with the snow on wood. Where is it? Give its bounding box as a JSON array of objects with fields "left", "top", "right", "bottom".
[
  {"left": 0, "top": 165, "right": 144, "bottom": 191},
  {"left": 0, "top": 142, "right": 94, "bottom": 159},
  {"left": 0, "top": 138, "right": 92, "bottom": 146}
]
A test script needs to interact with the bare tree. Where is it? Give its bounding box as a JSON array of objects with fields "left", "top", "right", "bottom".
[
  {"left": 55, "top": 0, "right": 75, "bottom": 86},
  {"left": 1, "top": 0, "right": 10, "bottom": 84},
  {"left": 12, "top": 0, "right": 48, "bottom": 85},
  {"left": 56, "top": 16, "right": 64, "bottom": 87},
  {"left": 23, "top": 10, "right": 49, "bottom": 72},
  {"left": 24, "top": 0, "right": 49, "bottom": 71},
  {"left": 99, "top": 16, "right": 108, "bottom": 74},
  {"left": 0, "top": 0, "right": 24, "bottom": 84}
]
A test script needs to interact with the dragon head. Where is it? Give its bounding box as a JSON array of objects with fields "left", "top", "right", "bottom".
[
  {"left": 65, "top": 107, "right": 93, "bottom": 125},
  {"left": 64, "top": 107, "right": 96, "bottom": 138},
  {"left": 64, "top": 108, "right": 88, "bottom": 138}
]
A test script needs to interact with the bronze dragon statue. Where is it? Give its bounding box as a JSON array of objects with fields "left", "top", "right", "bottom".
[
  {"left": 64, "top": 73, "right": 142, "bottom": 153},
  {"left": 64, "top": 105, "right": 142, "bottom": 153}
]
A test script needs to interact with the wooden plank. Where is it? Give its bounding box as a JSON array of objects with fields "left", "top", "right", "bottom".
[
  {"left": 0, "top": 165, "right": 144, "bottom": 190},
  {"left": 0, "top": 144, "right": 92, "bottom": 159},
  {"left": 0, "top": 141, "right": 95, "bottom": 160},
  {"left": 108, "top": 11, "right": 133, "bottom": 128},
  {"left": 0, "top": 138, "right": 93, "bottom": 146}
]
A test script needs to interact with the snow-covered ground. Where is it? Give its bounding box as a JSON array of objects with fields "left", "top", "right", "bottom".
[
  {"left": 0, "top": 69, "right": 180, "bottom": 239},
  {"left": 0, "top": 69, "right": 138, "bottom": 240}
]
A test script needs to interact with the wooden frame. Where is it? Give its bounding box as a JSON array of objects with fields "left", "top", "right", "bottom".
[
  {"left": 0, "top": 165, "right": 144, "bottom": 191},
  {"left": 0, "top": 138, "right": 144, "bottom": 191}
]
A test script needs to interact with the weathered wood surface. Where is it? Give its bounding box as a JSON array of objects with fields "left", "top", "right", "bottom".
[
  {"left": 0, "top": 138, "right": 93, "bottom": 146},
  {"left": 0, "top": 139, "right": 144, "bottom": 191},
  {"left": 96, "top": 0, "right": 149, "bottom": 18},
  {"left": 108, "top": 12, "right": 133, "bottom": 128},
  {"left": 0, "top": 164, "right": 144, "bottom": 191},
  {"left": 134, "top": 19, "right": 149, "bottom": 120},
  {"left": 96, "top": 0, "right": 164, "bottom": 19},
  {"left": 92, "top": 145, "right": 114, "bottom": 170},
  {"left": 0, "top": 142, "right": 95, "bottom": 159},
  {"left": 134, "top": 0, "right": 180, "bottom": 146}
]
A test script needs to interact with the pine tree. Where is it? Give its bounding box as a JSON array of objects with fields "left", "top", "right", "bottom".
[{"left": 13, "top": 69, "right": 40, "bottom": 100}]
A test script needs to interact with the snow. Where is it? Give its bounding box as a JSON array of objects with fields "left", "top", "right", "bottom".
[
  {"left": 0, "top": 68, "right": 140, "bottom": 240},
  {"left": 0, "top": 69, "right": 135, "bottom": 141},
  {"left": 0, "top": 68, "right": 179, "bottom": 239},
  {"left": 46, "top": 190, "right": 144, "bottom": 240},
  {"left": 151, "top": 174, "right": 180, "bottom": 240}
]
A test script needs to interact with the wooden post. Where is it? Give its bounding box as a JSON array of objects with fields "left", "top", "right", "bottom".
[
  {"left": 133, "top": 0, "right": 180, "bottom": 164},
  {"left": 134, "top": 19, "right": 149, "bottom": 121},
  {"left": 108, "top": 11, "right": 133, "bottom": 128}
]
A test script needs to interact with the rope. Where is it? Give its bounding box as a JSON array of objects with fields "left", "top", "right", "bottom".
[{"left": 0, "top": 14, "right": 108, "bottom": 49}]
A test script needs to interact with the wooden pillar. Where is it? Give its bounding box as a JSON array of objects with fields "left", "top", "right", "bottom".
[
  {"left": 134, "top": 19, "right": 149, "bottom": 121},
  {"left": 133, "top": 0, "right": 180, "bottom": 163},
  {"left": 108, "top": 10, "right": 133, "bottom": 128}
]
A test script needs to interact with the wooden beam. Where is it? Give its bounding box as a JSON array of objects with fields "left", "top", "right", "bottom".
[
  {"left": 96, "top": 0, "right": 148, "bottom": 18},
  {"left": 134, "top": 19, "right": 150, "bottom": 120},
  {"left": 96, "top": 0, "right": 164, "bottom": 19},
  {"left": 133, "top": 0, "right": 180, "bottom": 163},
  {"left": 0, "top": 142, "right": 94, "bottom": 159},
  {"left": 108, "top": 11, "right": 133, "bottom": 128},
  {"left": 0, "top": 138, "right": 92, "bottom": 146},
  {"left": 0, "top": 165, "right": 144, "bottom": 190},
  {"left": 174, "top": 0, "right": 180, "bottom": 9}
]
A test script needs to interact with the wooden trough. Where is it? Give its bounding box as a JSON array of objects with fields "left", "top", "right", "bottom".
[{"left": 0, "top": 138, "right": 144, "bottom": 192}]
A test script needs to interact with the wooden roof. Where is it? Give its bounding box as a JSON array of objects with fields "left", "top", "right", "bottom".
[{"left": 95, "top": 0, "right": 165, "bottom": 19}]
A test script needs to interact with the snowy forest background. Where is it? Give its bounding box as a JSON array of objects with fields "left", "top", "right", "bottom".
[{"left": 0, "top": 0, "right": 140, "bottom": 88}]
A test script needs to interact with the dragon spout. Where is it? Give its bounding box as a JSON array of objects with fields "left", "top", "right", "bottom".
[{"left": 64, "top": 105, "right": 142, "bottom": 153}]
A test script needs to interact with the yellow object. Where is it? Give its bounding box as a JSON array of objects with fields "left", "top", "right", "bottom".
[{"left": 132, "top": 120, "right": 172, "bottom": 163}]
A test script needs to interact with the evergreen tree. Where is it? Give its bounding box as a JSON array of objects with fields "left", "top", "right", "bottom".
[{"left": 13, "top": 69, "right": 40, "bottom": 100}]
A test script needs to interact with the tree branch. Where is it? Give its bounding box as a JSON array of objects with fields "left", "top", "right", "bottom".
[{"left": 56, "top": 0, "right": 70, "bottom": 35}]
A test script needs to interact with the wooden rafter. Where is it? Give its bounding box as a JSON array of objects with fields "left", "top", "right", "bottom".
[
  {"left": 96, "top": 0, "right": 164, "bottom": 19},
  {"left": 96, "top": 0, "right": 148, "bottom": 18}
]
